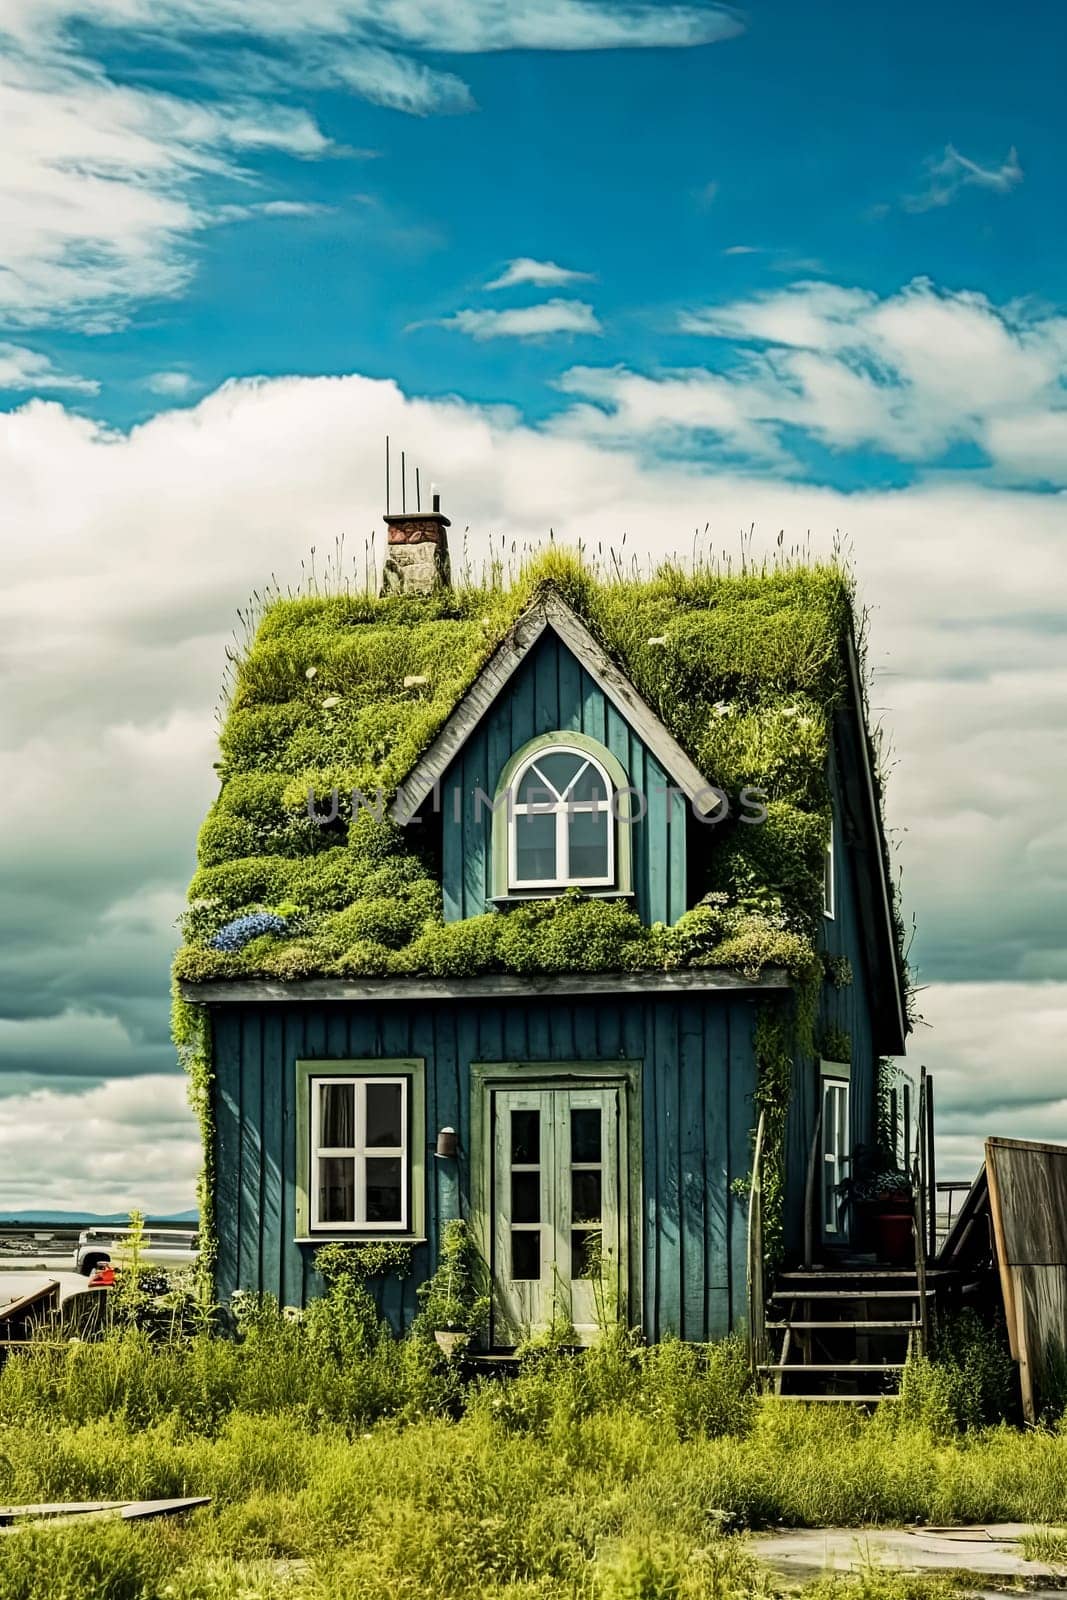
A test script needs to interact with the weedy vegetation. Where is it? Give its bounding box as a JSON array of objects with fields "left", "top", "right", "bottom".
[{"left": 0, "top": 1280, "right": 1063, "bottom": 1600}]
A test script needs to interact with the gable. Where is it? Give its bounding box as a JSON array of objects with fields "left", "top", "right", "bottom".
[
  {"left": 392, "top": 588, "right": 715, "bottom": 826},
  {"left": 439, "top": 629, "right": 689, "bottom": 926}
]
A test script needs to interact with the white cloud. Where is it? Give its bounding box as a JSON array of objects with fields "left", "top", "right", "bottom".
[
  {"left": 0, "top": 2, "right": 740, "bottom": 331},
  {"left": 0, "top": 49, "right": 332, "bottom": 329},
  {"left": 0, "top": 342, "right": 97, "bottom": 392},
  {"left": 1, "top": 364, "right": 1065, "bottom": 1208},
  {"left": 332, "top": 47, "right": 475, "bottom": 114},
  {"left": 905, "top": 143, "right": 1024, "bottom": 212},
  {"left": 912, "top": 983, "right": 1067, "bottom": 1180},
  {"left": 0, "top": 1074, "right": 199, "bottom": 1215},
  {"left": 3, "top": 1, "right": 743, "bottom": 53},
  {"left": 144, "top": 370, "right": 197, "bottom": 397},
  {"left": 587, "top": 277, "right": 1067, "bottom": 476},
  {"left": 487, "top": 258, "right": 595, "bottom": 290},
  {"left": 214, "top": 200, "right": 333, "bottom": 222},
  {"left": 431, "top": 299, "right": 603, "bottom": 340}
]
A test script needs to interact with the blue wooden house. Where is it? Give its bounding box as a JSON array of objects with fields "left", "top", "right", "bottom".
[{"left": 177, "top": 503, "right": 909, "bottom": 1348}]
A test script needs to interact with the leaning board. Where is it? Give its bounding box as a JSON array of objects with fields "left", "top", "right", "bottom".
[{"left": 985, "top": 1137, "right": 1067, "bottom": 1422}]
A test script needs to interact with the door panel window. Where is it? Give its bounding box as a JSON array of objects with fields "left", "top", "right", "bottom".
[
  {"left": 492, "top": 1087, "right": 621, "bottom": 1345},
  {"left": 821, "top": 1077, "right": 849, "bottom": 1236}
]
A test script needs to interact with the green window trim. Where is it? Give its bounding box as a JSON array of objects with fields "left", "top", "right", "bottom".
[
  {"left": 490, "top": 730, "right": 635, "bottom": 903},
  {"left": 469, "top": 1059, "right": 643, "bottom": 1342},
  {"left": 295, "top": 1057, "right": 426, "bottom": 1240}
]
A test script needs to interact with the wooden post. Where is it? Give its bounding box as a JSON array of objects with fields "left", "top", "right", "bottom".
[
  {"left": 918, "top": 1068, "right": 928, "bottom": 1264},
  {"left": 926, "top": 1074, "right": 937, "bottom": 1261},
  {"left": 912, "top": 1155, "right": 929, "bottom": 1357},
  {"left": 747, "top": 1110, "right": 767, "bottom": 1380}
]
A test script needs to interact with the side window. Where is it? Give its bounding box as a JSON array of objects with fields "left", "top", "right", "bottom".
[{"left": 296, "top": 1060, "right": 425, "bottom": 1238}]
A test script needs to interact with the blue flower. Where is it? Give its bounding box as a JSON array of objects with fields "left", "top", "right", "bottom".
[{"left": 210, "top": 913, "right": 289, "bottom": 952}]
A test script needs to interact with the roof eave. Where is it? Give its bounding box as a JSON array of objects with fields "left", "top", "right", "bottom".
[
  {"left": 842, "top": 624, "right": 910, "bottom": 1056},
  {"left": 179, "top": 966, "right": 792, "bottom": 1005}
]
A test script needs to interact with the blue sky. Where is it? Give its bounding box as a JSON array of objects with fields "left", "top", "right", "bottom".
[
  {"left": 5, "top": 0, "right": 1061, "bottom": 468},
  {"left": 1, "top": 0, "right": 1066, "bottom": 1213}
]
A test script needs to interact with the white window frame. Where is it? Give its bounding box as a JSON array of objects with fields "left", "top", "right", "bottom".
[
  {"left": 507, "top": 744, "right": 615, "bottom": 891},
  {"left": 310, "top": 1074, "right": 408, "bottom": 1232},
  {"left": 821, "top": 1072, "right": 850, "bottom": 1236},
  {"left": 823, "top": 815, "right": 835, "bottom": 920}
]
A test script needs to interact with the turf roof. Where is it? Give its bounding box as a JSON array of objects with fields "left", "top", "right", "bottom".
[{"left": 174, "top": 551, "right": 859, "bottom": 987}]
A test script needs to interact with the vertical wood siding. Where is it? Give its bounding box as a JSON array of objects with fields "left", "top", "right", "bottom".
[
  {"left": 441, "top": 631, "right": 689, "bottom": 926},
  {"left": 783, "top": 747, "right": 880, "bottom": 1253},
  {"left": 211, "top": 990, "right": 759, "bottom": 1341}
]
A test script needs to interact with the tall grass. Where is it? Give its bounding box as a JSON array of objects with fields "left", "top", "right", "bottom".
[{"left": 0, "top": 1308, "right": 1062, "bottom": 1600}]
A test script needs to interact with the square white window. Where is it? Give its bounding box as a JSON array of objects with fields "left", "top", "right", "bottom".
[{"left": 311, "top": 1076, "right": 408, "bottom": 1230}]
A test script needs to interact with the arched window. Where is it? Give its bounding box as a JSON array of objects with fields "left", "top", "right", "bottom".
[{"left": 506, "top": 741, "right": 616, "bottom": 891}]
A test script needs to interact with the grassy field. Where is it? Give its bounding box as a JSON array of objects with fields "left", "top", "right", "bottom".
[{"left": 0, "top": 1301, "right": 1063, "bottom": 1600}]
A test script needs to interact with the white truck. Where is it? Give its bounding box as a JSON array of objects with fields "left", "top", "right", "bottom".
[{"left": 73, "top": 1225, "right": 198, "bottom": 1276}]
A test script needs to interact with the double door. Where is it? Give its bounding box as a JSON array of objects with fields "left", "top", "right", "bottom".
[{"left": 491, "top": 1086, "right": 621, "bottom": 1344}]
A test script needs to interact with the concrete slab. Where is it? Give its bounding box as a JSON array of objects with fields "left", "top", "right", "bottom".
[{"left": 749, "top": 1524, "right": 1067, "bottom": 1585}]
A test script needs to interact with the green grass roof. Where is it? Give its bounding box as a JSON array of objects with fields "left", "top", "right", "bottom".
[{"left": 174, "top": 551, "right": 857, "bottom": 986}]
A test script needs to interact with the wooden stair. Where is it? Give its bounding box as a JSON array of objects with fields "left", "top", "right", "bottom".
[{"left": 759, "top": 1266, "right": 939, "bottom": 1402}]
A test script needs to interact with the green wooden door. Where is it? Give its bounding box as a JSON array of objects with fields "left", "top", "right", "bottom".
[{"left": 491, "top": 1086, "right": 621, "bottom": 1345}]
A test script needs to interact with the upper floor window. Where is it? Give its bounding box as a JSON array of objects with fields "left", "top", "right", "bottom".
[
  {"left": 823, "top": 816, "right": 835, "bottom": 919},
  {"left": 509, "top": 744, "right": 615, "bottom": 891}
]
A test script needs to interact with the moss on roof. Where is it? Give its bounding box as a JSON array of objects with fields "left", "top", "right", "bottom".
[{"left": 174, "top": 550, "right": 857, "bottom": 986}]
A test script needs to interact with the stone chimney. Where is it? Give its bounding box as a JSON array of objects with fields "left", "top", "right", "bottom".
[{"left": 380, "top": 491, "right": 451, "bottom": 597}]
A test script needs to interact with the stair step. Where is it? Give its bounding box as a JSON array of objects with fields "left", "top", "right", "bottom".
[
  {"left": 758, "top": 1363, "right": 902, "bottom": 1376},
  {"left": 771, "top": 1393, "right": 899, "bottom": 1403},
  {"left": 766, "top": 1320, "right": 919, "bottom": 1331},
  {"left": 770, "top": 1288, "right": 934, "bottom": 1300},
  {"left": 778, "top": 1268, "right": 949, "bottom": 1280}
]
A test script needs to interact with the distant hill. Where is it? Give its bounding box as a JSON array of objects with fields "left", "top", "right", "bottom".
[{"left": 0, "top": 1210, "right": 199, "bottom": 1225}]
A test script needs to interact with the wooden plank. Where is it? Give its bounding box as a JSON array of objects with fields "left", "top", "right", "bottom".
[
  {"left": 181, "top": 969, "right": 790, "bottom": 1004},
  {"left": 213, "top": 1014, "right": 243, "bottom": 1304},
  {"left": 983, "top": 1137, "right": 1067, "bottom": 1422},
  {"left": 556, "top": 636, "right": 582, "bottom": 737},
  {"left": 237, "top": 1011, "right": 263, "bottom": 1292},
  {"left": 639, "top": 1003, "right": 658, "bottom": 1342},
  {"left": 653, "top": 999, "right": 680, "bottom": 1337},
  {"left": 508, "top": 638, "right": 537, "bottom": 774},
  {"left": 579, "top": 664, "right": 606, "bottom": 746},
  {"left": 280, "top": 1009, "right": 306, "bottom": 1310},
  {"left": 259, "top": 1011, "right": 284, "bottom": 1305},
  {"left": 461, "top": 722, "right": 489, "bottom": 921},
  {"left": 703, "top": 1003, "right": 730, "bottom": 1339},
  {"left": 679, "top": 1000, "right": 706, "bottom": 1340},
  {"left": 534, "top": 631, "right": 559, "bottom": 738},
  {"left": 727, "top": 1003, "right": 755, "bottom": 1333}
]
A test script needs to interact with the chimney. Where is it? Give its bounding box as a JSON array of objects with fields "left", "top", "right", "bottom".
[{"left": 380, "top": 489, "right": 451, "bottom": 597}]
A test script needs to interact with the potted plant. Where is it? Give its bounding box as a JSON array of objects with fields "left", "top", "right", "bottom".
[
  {"left": 835, "top": 1144, "right": 915, "bottom": 1264},
  {"left": 417, "top": 1219, "right": 489, "bottom": 1355}
]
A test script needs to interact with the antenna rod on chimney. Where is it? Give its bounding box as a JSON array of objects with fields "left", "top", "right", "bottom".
[
  {"left": 385, "top": 435, "right": 390, "bottom": 515},
  {"left": 415, "top": 467, "right": 421, "bottom": 513},
  {"left": 401, "top": 450, "right": 406, "bottom": 514}
]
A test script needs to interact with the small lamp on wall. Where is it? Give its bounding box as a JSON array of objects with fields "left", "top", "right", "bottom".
[{"left": 435, "top": 1126, "right": 458, "bottom": 1159}]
